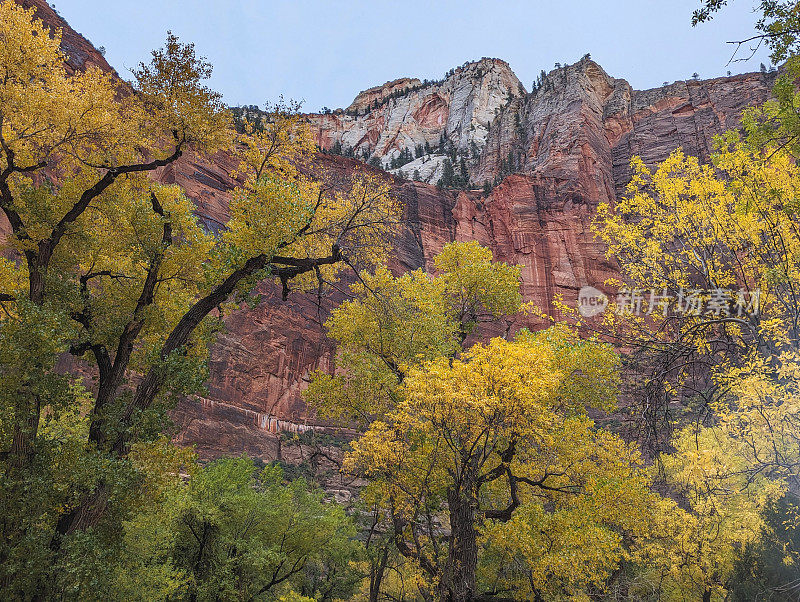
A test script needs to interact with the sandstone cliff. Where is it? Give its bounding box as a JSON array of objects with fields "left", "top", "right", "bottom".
[
  {"left": 182, "top": 60, "right": 776, "bottom": 459},
  {"left": 308, "top": 58, "right": 525, "bottom": 184},
  {"left": 17, "top": 0, "right": 114, "bottom": 75},
  {"left": 3, "top": 1, "right": 778, "bottom": 459}
]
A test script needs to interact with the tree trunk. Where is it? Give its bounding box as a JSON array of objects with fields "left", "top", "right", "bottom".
[
  {"left": 369, "top": 546, "right": 389, "bottom": 602},
  {"left": 8, "top": 390, "right": 41, "bottom": 469},
  {"left": 441, "top": 487, "right": 478, "bottom": 602}
]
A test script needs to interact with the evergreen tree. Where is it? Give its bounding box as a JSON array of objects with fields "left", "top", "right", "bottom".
[
  {"left": 438, "top": 158, "right": 455, "bottom": 187},
  {"left": 459, "top": 157, "right": 469, "bottom": 187}
]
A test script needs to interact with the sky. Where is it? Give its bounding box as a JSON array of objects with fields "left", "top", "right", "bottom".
[{"left": 52, "top": 0, "right": 773, "bottom": 113}]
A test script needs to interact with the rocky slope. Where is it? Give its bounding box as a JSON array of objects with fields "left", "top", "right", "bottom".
[
  {"left": 4, "top": 0, "right": 777, "bottom": 459},
  {"left": 18, "top": 0, "right": 114, "bottom": 74},
  {"left": 307, "top": 58, "right": 525, "bottom": 184}
]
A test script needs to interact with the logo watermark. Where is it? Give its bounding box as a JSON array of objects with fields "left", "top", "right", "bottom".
[
  {"left": 577, "top": 286, "right": 608, "bottom": 317},
  {"left": 578, "top": 286, "right": 760, "bottom": 318}
]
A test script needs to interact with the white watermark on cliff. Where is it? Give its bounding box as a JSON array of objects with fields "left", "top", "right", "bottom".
[{"left": 578, "top": 286, "right": 760, "bottom": 318}]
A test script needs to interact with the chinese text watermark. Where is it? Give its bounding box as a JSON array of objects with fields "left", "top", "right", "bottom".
[{"left": 578, "top": 286, "right": 760, "bottom": 318}]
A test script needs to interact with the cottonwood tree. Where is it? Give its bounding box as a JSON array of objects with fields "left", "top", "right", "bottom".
[
  {"left": 306, "top": 240, "right": 524, "bottom": 427},
  {"left": 0, "top": 3, "right": 397, "bottom": 596},
  {"left": 309, "top": 243, "right": 656, "bottom": 601},
  {"left": 345, "top": 331, "right": 656, "bottom": 601},
  {"left": 592, "top": 135, "right": 800, "bottom": 450},
  {"left": 593, "top": 136, "right": 800, "bottom": 598}
]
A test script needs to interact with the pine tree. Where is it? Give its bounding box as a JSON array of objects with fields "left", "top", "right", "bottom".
[{"left": 439, "top": 158, "right": 455, "bottom": 187}]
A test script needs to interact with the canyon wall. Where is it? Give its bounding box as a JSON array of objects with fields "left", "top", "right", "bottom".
[
  {"left": 6, "top": 0, "right": 777, "bottom": 458},
  {"left": 181, "top": 61, "right": 777, "bottom": 459}
]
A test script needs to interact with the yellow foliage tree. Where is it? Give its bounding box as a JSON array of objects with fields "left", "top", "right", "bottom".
[
  {"left": 345, "top": 328, "right": 656, "bottom": 601},
  {"left": 305, "top": 240, "right": 523, "bottom": 426},
  {"left": 593, "top": 135, "right": 800, "bottom": 598},
  {"left": 0, "top": 4, "right": 397, "bottom": 593}
]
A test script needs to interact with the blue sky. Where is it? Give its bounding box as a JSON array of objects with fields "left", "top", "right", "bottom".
[{"left": 52, "top": 0, "right": 772, "bottom": 112}]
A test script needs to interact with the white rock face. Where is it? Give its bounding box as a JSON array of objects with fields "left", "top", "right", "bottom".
[
  {"left": 388, "top": 154, "right": 449, "bottom": 184},
  {"left": 308, "top": 58, "right": 524, "bottom": 169}
]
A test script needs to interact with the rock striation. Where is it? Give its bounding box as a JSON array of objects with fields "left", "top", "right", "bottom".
[{"left": 2, "top": 0, "right": 778, "bottom": 459}]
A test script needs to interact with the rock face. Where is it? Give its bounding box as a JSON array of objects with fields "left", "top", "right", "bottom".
[
  {"left": 3, "top": 1, "right": 778, "bottom": 459},
  {"left": 179, "top": 61, "right": 776, "bottom": 459},
  {"left": 308, "top": 58, "right": 525, "bottom": 183},
  {"left": 17, "top": 0, "right": 114, "bottom": 75}
]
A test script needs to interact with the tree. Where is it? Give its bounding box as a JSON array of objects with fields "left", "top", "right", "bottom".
[
  {"left": 593, "top": 135, "right": 800, "bottom": 451},
  {"left": 169, "top": 458, "right": 362, "bottom": 601},
  {"left": 438, "top": 158, "right": 455, "bottom": 188},
  {"left": 49, "top": 449, "right": 365, "bottom": 600},
  {"left": 728, "top": 493, "right": 800, "bottom": 601},
  {"left": 0, "top": 4, "right": 397, "bottom": 595},
  {"left": 640, "top": 415, "right": 787, "bottom": 600},
  {"left": 308, "top": 243, "right": 658, "bottom": 600},
  {"left": 346, "top": 331, "right": 656, "bottom": 601},
  {"left": 592, "top": 136, "right": 800, "bottom": 597},
  {"left": 306, "top": 241, "right": 524, "bottom": 426},
  {"left": 693, "top": 0, "right": 800, "bottom": 63},
  {"left": 459, "top": 156, "right": 468, "bottom": 186}
]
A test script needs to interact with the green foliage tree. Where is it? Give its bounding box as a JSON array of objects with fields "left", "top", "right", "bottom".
[
  {"left": 438, "top": 158, "right": 455, "bottom": 187},
  {"left": 168, "top": 458, "right": 362, "bottom": 601}
]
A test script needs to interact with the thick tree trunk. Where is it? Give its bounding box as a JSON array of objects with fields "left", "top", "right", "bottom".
[{"left": 441, "top": 487, "right": 478, "bottom": 602}]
